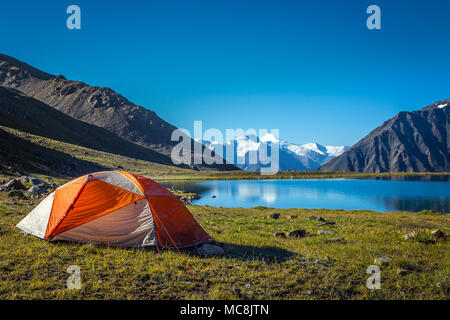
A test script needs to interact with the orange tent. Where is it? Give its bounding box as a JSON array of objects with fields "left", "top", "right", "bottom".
[{"left": 17, "top": 171, "right": 210, "bottom": 248}]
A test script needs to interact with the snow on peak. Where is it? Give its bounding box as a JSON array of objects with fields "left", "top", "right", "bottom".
[
  {"left": 202, "top": 134, "right": 348, "bottom": 171},
  {"left": 325, "top": 145, "right": 348, "bottom": 157},
  {"left": 437, "top": 103, "right": 448, "bottom": 109},
  {"left": 286, "top": 142, "right": 347, "bottom": 158},
  {"left": 236, "top": 139, "right": 260, "bottom": 157},
  {"left": 299, "top": 142, "right": 326, "bottom": 155},
  {"left": 260, "top": 133, "right": 280, "bottom": 143}
]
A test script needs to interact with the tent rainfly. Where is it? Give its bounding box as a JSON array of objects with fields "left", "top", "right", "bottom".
[{"left": 16, "top": 171, "right": 210, "bottom": 248}]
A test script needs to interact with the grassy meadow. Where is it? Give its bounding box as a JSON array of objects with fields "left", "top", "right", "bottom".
[
  {"left": 0, "top": 127, "right": 449, "bottom": 300},
  {"left": 0, "top": 189, "right": 448, "bottom": 299}
]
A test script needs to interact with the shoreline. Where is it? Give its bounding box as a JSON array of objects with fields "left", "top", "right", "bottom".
[{"left": 152, "top": 171, "right": 450, "bottom": 182}]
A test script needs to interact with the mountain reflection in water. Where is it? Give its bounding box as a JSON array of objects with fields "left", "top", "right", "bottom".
[{"left": 161, "top": 176, "right": 450, "bottom": 212}]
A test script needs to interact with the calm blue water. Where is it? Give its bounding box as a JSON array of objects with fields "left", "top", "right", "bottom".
[{"left": 162, "top": 176, "right": 450, "bottom": 212}]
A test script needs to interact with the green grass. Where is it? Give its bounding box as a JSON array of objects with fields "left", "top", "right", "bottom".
[
  {"left": 1, "top": 129, "right": 449, "bottom": 299},
  {"left": 0, "top": 189, "right": 448, "bottom": 299}
]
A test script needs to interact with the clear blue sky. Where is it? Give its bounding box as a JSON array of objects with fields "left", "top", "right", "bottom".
[{"left": 1, "top": 0, "right": 449, "bottom": 146}]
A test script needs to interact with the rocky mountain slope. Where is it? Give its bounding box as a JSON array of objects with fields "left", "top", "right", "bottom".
[
  {"left": 0, "top": 53, "right": 236, "bottom": 171},
  {"left": 205, "top": 133, "right": 348, "bottom": 171},
  {"left": 0, "top": 86, "right": 173, "bottom": 166},
  {"left": 320, "top": 100, "right": 450, "bottom": 172},
  {"left": 0, "top": 127, "right": 107, "bottom": 177}
]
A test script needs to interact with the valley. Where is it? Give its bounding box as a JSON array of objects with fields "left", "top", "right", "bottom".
[{"left": 0, "top": 53, "right": 448, "bottom": 301}]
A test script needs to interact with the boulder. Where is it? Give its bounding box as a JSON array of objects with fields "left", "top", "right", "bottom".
[
  {"left": 309, "top": 216, "right": 326, "bottom": 222},
  {"left": 397, "top": 268, "right": 410, "bottom": 276},
  {"left": 7, "top": 190, "right": 27, "bottom": 200},
  {"left": 289, "top": 215, "right": 297, "bottom": 219},
  {"left": 19, "top": 176, "right": 30, "bottom": 184},
  {"left": 196, "top": 243, "right": 225, "bottom": 257},
  {"left": 29, "top": 177, "right": 44, "bottom": 186},
  {"left": 2, "top": 179, "right": 27, "bottom": 191},
  {"left": 27, "top": 185, "right": 47, "bottom": 196},
  {"left": 274, "top": 232, "right": 286, "bottom": 238},
  {"left": 430, "top": 229, "right": 448, "bottom": 241},
  {"left": 288, "top": 229, "right": 307, "bottom": 238},
  {"left": 403, "top": 231, "right": 419, "bottom": 240},
  {"left": 269, "top": 213, "right": 280, "bottom": 220},
  {"left": 318, "top": 229, "right": 337, "bottom": 235},
  {"left": 374, "top": 256, "right": 392, "bottom": 266},
  {"left": 179, "top": 196, "right": 193, "bottom": 205},
  {"left": 317, "top": 221, "right": 335, "bottom": 226}
]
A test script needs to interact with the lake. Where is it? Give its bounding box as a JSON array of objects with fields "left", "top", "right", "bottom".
[{"left": 162, "top": 175, "right": 450, "bottom": 212}]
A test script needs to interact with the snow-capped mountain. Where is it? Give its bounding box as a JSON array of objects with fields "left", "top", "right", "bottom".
[{"left": 204, "top": 134, "right": 349, "bottom": 171}]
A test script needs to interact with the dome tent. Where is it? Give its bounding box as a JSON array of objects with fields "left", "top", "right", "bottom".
[{"left": 16, "top": 171, "right": 210, "bottom": 248}]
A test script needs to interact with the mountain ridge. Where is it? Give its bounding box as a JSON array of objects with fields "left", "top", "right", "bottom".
[
  {"left": 0, "top": 86, "right": 175, "bottom": 166},
  {"left": 0, "top": 53, "right": 237, "bottom": 171},
  {"left": 205, "top": 134, "right": 348, "bottom": 171},
  {"left": 0, "top": 53, "right": 180, "bottom": 150},
  {"left": 319, "top": 100, "right": 450, "bottom": 172}
]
